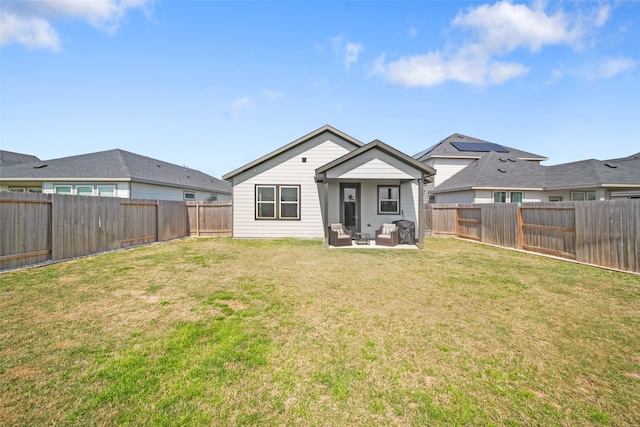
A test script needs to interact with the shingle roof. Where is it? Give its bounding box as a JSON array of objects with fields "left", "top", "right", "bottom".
[
  {"left": 431, "top": 152, "right": 546, "bottom": 193},
  {"left": 545, "top": 157, "right": 640, "bottom": 190},
  {"left": 413, "top": 133, "right": 548, "bottom": 162},
  {"left": 431, "top": 152, "right": 640, "bottom": 194},
  {"left": 0, "top": 150, "right": 41, "bottom": 166},
  {"left": 0, "top": 149, "right": 230, "bottom": 193}
]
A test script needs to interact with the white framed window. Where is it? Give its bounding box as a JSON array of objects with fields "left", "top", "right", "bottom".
[
  {"left": 28, "top": 188, "right": 42, "bottom": 193},
  {"left": 210, "top": 194, "right": 218, "bottom": 201},
  {"left": 54, "top": 185, "right": 72, "bottom": 195},
  {"left": 510, "top": 192, "right": 523, "bottom": 203},
  {"left": 255, "top": 185, "right": 300, "bottom": 220},
  {"left": 97, "top": 186, "right": 115, "bottom": 197},
  {"left": 77, "top": 186, "right": 94, "bottom": 196},
  {"left": 378, "top": 185, "right": 400, "bottom": 214},
  {"left": 9, "top": 187, "right": 25, "bottom": 192},
  {"left": 493, "top": 191, "right": 507, "bottom": 203},
  {"left": 256, "top": 185, "right": 276, "bottom": 219},
  {"left": 279, "top": 186, "right": 300, "bottom": 219},
  {"left": 183, "top": 191, "right": 196, "bottom": 200}
]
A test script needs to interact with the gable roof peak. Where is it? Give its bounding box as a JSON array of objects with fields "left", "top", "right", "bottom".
[{"left": 223, "top": 125, "right": 364, "bottom": 181}]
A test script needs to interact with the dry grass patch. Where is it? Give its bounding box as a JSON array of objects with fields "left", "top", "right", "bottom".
[{"left": 1, "top": 237, "right": 639, "bottom": 426}]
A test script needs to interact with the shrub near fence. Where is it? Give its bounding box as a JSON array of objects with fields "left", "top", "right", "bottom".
[
  {"left": 426, "top": 200, "right": 640, "bottom": 274},
  {"left": 0, "top": 192, "right": 190, "bottom": 271}
]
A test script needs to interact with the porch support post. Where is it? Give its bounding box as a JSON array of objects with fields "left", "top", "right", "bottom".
[
  {"left": 418, "top": 177, "right": 425, "bottom": 249},
  {"left": 323, "top": 180, "right": 329, "bottom": 247}
]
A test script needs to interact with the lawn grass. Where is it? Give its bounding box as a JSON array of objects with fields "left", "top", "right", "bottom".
[{"left": 1, "top": 237, "right": 639, "bottom": 426}]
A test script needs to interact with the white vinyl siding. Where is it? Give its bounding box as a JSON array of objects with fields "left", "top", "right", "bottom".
[
  {"left": 230, "top": 134, "right": 356, "bottom": 238},
  {"left": 429, "top": 158, "right": 476, "bottom": 187},
  {"left": 325, "top": 151, "right": 421, "bottom": 180}
]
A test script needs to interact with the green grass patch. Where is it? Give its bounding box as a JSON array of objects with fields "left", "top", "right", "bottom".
[{"left": 1, "top": 237, "right": 639, "bottom": 426}]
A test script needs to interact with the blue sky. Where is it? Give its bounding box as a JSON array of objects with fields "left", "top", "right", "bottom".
[{"left": 1, "top": 1, "right": 639, "bottom": 178}]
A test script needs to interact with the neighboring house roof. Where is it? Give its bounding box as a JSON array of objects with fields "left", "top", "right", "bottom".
[
  {"left": 0, "top": 149, "right": 230, "bottom": 193},
  {"left": 545, "top": 155, "right": 640, "bottom": 190},
  {"left": 413, "top": 133, "right": 548, "bottom": 162},
  {"left": 431, "top": 151, "right": 640, "bottom": 194},
  {"left": 223, "top": 124, "right": 364, "bottom": 181},
  {"left": 431, "top": 151, "right": 546, "bottom": 193},
  {"left": 316, "top": 139, "right": 436, "bottom": 181},
  {"left": 0, "top": 150, "right": 41, "bottom": 165}
]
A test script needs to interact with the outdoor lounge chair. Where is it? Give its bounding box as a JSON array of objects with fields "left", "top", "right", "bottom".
[
  {"left": 329, "top": 223, "right": 353, "bottom": 247},
  {"left": 375, "top": 223, "right": 399, "bottom": 246}
]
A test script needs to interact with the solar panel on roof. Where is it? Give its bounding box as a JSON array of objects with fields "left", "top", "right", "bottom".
[{"left": 451, "top": 141, "right": 508, "bottom": 153}]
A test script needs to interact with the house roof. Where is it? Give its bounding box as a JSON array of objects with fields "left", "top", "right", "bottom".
[
  {"left": 545, "top": 156, "right": 640, "bottom": 190},
  {"left": 316, "top": 139, "right": 436, "bottom": 181},
  {"left": 413, "top": 133, "right": 548, "bottom": 162},
  {"left": 431, "top": 151, "right": 546, "bottom": 193},
  {"left": 223, "top": 125, "right": 364, "bottom": 181},
  {"left": 431, "top": 151, "right": 640, "bottom": 194},
  {"left": 0, "top": 150, "right": 41, "bottom": 166},
  {"left": 0, "top": 149, "right": 231, "bottom": 193}
]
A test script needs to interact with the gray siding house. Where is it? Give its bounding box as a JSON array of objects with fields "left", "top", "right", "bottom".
[{"left": 0, "top": 149, "right": 231, "bottom": 202}]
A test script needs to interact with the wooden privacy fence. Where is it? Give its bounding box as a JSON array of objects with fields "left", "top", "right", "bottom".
[
  {"left": 186, "top": 201, "right": 232, "bottom": 237},
  {"left": 1, "top": 192, "right": 189, "bottom": 271},
  {"left": 426, "top": 200, "right": 640, "bottom": 274}
]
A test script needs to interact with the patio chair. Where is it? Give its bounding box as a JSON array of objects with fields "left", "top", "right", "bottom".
[
  {"left": 375, "top": 223, "right": 399, "bottom": 246},
  {"left": 329, "top": 223, "right": 353, "bottom": 247}
]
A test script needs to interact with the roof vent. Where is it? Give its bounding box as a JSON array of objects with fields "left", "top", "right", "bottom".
[
  {"left": 604, "top": 163, "right": 618, "bottom": 168},
  {"left": 33, "top": 163, "right": 48, "bottom": 169},
  {"left": 507, "top": 158, "right": 516, "bottom": 162},
  {"left": 499, "top": 157, "right": 507, "bottom": 162},
  {"left": 498, "top": 168, "right": 507, "bottom": 173}
]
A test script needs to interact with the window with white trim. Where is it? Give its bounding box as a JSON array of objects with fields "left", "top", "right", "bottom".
[
  {"left": 378, "top": 185, "right": 400, "bottom": 214},
  {"left": 279, "top": 186, "right": 300, "bottom": 219},
  {"left": 255, "top": 185, "right": 299, "bottom": 220},
  {"left": 97, "top": 186, "right": 115, "bottom": 197},
  {"left": 493, "top": 191, "right": 507, "bottom": 203},
  {"left": 183, "top": 191, "right": 196, "bottom": 200},
  {"left": 77, "top": 186, "right": 93, "bottom": 196},
  {"left": 54, "top": 185, "right": 72, "bottom": 195},
  {"left": 510, "top": 192, "right": 523, "bottom": 203}
]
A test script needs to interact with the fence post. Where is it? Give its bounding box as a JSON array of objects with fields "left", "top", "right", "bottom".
[{"left": 517, "top": 206, "right": 525, "bottom": 249}]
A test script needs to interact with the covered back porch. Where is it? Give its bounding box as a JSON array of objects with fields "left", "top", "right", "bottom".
[{"left": 315, "top": 140, "right": 435, "bottom": 248}]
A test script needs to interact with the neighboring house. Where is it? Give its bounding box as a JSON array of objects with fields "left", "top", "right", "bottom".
[
  {"left": 415, "top": 135, "right": 640, "bottom": 203},
  {"left": 222, "top": 125, "right": 435, "bottom": 246},
  {"left": 0, "top": 150, "right": 41, "bottom": 166},
  {"left": 413, "top": 133, "right": 548, "bottom": 203},
  {"left": 0, "top": 149, "right": 231, "bottom": 202}
]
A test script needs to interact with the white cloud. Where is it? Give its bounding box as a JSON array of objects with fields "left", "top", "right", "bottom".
[
  {"left": 227, "top": 97, "right": 254, "bottom": 118},
  {"left": 596, "top": 57, "right": 638, "bottom": 79},
  {"left": 0, "top": 0, "right": 152, "bottom": 50},
  {"left": 451, "top": 1, "right": 583, "bottom": 54},
  {"left": 372, "top": 1, "right": 614, "bottom": 87},
  {"left": 408, "top": 26, "right": 418, "bottom": 38},
  {"left": 330, "top": 35, "right": 364, "bottom": 70},
  {"left": 344, "top": 42, "right": 363, "bottom": 70},
  {"left": 0, "top": 12, "right": 60, "bottom": 51}
]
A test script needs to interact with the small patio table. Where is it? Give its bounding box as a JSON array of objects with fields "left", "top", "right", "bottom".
[{"left": 354, "top": 232, "right": 370, "bottom": 245}]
